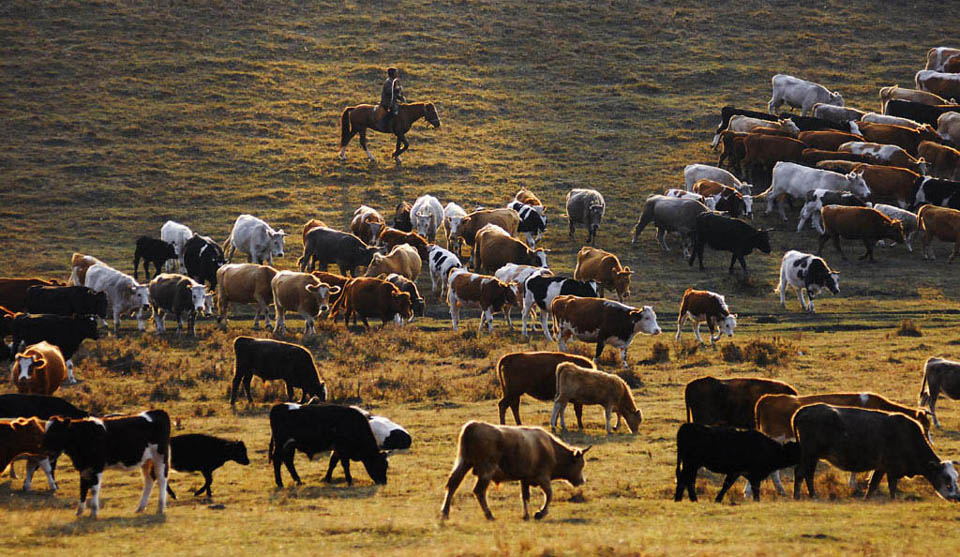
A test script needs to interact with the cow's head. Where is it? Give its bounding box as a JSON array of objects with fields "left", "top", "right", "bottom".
[
  {"left": 885, "top": 219, "right": 907, "bottom": 244},
  {"left": 189, "top": 285, "right": 208, "bottom": 314},
  {"left": 362, "top": 451, "right": 389, "bottom": 485},
  {"left": 829, "top": 91, "right": 844, "bottom": 107},
  {"left": 228, "top": 440, "right": 250, "bottom": 466},
  {"left": 447, "top": 215, "right": 464, "bottom": 240},
  {"left": 742, "top": 195, "right": 754, "bottom": 218},
  {"left": 927, "top": 460, "right": 960, "bottom": 501},
  {"left": 390, "top": 290, "right": 413, "bottom": 321},
  {"left": 825, "top": 266, "right": 840, "bottom": 295},
  {"left": 916, "top": 157, "right": 928, "bottom": 176},
  {"left": 919, "top": 124, "right": 943, "bottom": 142},
  {"left": 367, "top": 221, "right": 383, "bottom": 242},
  {"left": 614, "top": 266, "right": 632, "bottom": 299},
  {"left": 781, "top": 118, "right": 800, "bottom": 136},
  {"left": 845, "top": 170, "right": 871, "bottom": 198},
  {"left": 414, "top": 211, "right": 433, "bottom": 238},
  {"left": 305, "top": 282, "right": 341, "bottom": 315},
  {"left": 530, "top": 248, "right": 548, "bottom": 268},
  {"left": 630, "top": 305, "right": 661, "bottom": 336},
  {"left": 718, "top": 313, "right": 738, "bottom": 337},
  {"left": 41, "top": 416, "right": 75, "bottom": 454},
  {"left": 587, "top": 202, "right": 604, "bottom": 231},
  {"left": 561, "top": 445, "right": 590, "bottom": 487},
  {"left": 12, "top": 351, "right": 44, "bottom": 389},
  {"left": 365, "top": 253, "right": 387, "bottom": 277},
  {"left": 269, "top": 229, "right": 286, "bottom": 259},
  {"left": 754, "top": 228, "right": 773, "bottom": 254},
  {"left": 161, "top": 241, "right": 177, "bottom": 260},
  {"left": 131, "top": 285, "right": 150, "bottom": 309}
]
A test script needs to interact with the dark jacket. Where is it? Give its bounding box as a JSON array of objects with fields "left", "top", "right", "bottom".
[{"left": 380, "top": 77, "right": 405, "bottom": 111}]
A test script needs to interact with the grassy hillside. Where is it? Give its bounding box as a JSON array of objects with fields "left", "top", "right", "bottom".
[{"left": 3, "top": 1, "right": 960, "bottom": 555}]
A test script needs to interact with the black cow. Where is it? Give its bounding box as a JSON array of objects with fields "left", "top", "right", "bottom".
[
  {"left": 884, "top": 100, "right": 958, "bottom": 127},
  {"left": 269, "top": 403, "right": 388, "bottom": 487},
  {"left": 382, "top": 273, "right": 423, "bottom": 318},
  {"left": 674, "top": 423, "right": 800, "bottom": 502},
  {"left": 164, "top": 434, "right": 249, "bottom": 498},
  {"left": 712, "top": 106, "right": 778, "bottom": 146},
  {"left": 689, "top": 212, "right": 772, "bottom": 274},
  {"left": 133, "top": 236, "right": 177, "bottom": 281},
  {"left": 298, "top": 226, "right": 379, "bottom": 276},
  {"left": 7, "top": 313, "right": 99, "bottom": 383},
  {"left": 230, "top": 336, "right": 327, "bottom": 405},
  {"left": 508, "top": 201, "right": 547, "bottom": 247},
  {"left": 183, "top": 234, "right": 225, "bottom": 289},
  {"left": 25, "top": 285, "right": 108, "bottom": 318},
  {"left": 915, "top": 177, "right": 960, "bottom": 210},
  {"left": 148, "top": 273, "right": 209, "bottom": 336},
  {"left": 777, "top": 112, "right": 851, "bottom": 132}
]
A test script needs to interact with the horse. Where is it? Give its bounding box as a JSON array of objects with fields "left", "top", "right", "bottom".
[{"left": 338, "top": 102, "right": 441, "bottom": 163}]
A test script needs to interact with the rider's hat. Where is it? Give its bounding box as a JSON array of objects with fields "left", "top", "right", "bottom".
[{"left": 387, "top": 67, "right": 398, "bottom": 77}]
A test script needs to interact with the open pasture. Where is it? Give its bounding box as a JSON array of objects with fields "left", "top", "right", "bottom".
[{"left": 3, "top": 1, "right": 960, "bottom": 555}]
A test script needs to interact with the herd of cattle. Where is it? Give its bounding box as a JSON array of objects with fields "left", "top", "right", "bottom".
[{"left": 5, "top": 47, "right": 960, "bottom": 522}]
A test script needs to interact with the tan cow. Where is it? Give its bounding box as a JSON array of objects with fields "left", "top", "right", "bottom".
[
  {"left": 363, "top": 244, "right": 421, "bottom": 281},
  {"left": 350, "top": 206, "right": 385, "bottom": 245},
  {"left": 452, "top": 208, "right": 521, "bottom": 256},
  {"left": 878, "top": 85, "right": 951, "bottom": 111},
  {"left": 446, "top": 269, "right": 518, "bottom": 333},
  {"left": 675, "top": 288, "right": 737, "bottom": 348},
  {"left": 271, "top": 270, "right": 340, "bottom": 336},
  {"left": 215, "top": 263, "right": 277, "bottom": 329},
  {"left": 474, "top": 225, "right": 547, "bottom": 273},
  {"left": 496, "top": 351, "right": 595, "bottom": 426},
  {"left": 10, "top": 341, "right": 67, "bottom": 395},
  {"left": 573, "top": 246, "right": 631, "bottom": 301},
  {"left": 301, "top": 219, "right": 326, "bottom": 246},
  {"left": 69, "top": 253, "right": 104, "bottom": 286},
  {"left": 551, "top": 362, "right": 642, "bottom": 434},
  {"left": 728, "top": 115, "right": 800, "bottom": 137},
  {"left": 515, "top": 187, "right": 543, "bottom": 208},
  {"left": 918, "top": 204, "right": 960, "bottom": 261},
  {"left": 918, "top": 140, "right": 960, "bottom": 181}
]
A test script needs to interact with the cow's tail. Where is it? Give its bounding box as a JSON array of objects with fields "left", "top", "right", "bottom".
[
  {"left": 919, "top": 358, "right": 932, "bottom": 404},
  {"left": 221, "top": 235, "right": 233, "bottom": 263},
  {"left": 753, "top": 184, "right": 774, "bottom": 201},
  {"left": 917, "top": 205, "right": 930, "bottom": 233},
  {"left": 340, "top": 107, "right": 353, "bottom": 148},
  {"left": 268, "top": 433, "right": 276, "bottom": 464}
]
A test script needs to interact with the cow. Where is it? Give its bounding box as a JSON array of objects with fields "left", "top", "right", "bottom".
[
  {"left": 215, "top": 263, "right": 276, "bottom": 329},
  {"left": 919, "top": 140, "right": 960, "bottom": 181},
  {"left": 863, "top": 111, "right": 934, "bottom": 130},
  {"left": 508, "top": 201, "right": 548, "bottom": 248},
  {"left": 551, "top": 295, "right": 661, "bottom": 369},
  {"left": 522, "top": 275, "right": 597, "bottom": 341},
  {"left": 812, "top": 103, "right": 865, "bottom": 124},
  {"left": 0, "top": 394, "right": 87, "bottom": 490},
  {"left": 819, "top": 205, "right": 905, "bottom": 261},
  {"left": 164, "top": 434, "right": 249, "bottom": 499},
  {"left": 440, "top": 421, "right": 588, "bottom": 520},
  {"left": 329, "top": 276, "right": 413, "bottom": 329},
  {"left": 798, "top": 130, "right": 864, "bottom": 151},
  {"left": 683, "top": 163, "right": 752, "bottom": 194},
  {"left": 919, "top": 357, "right": 960, "bottom": 429},
  {"left": 873, "top": 204, "right": 919, "bottom": 251},
  {"left": 515, "top": 187, "right": 544, "bottom": 208},
  {"left": 769, "top": 74, "right": 843, "bottom": 116},
  {"left": 147, "top": 273, "right": 212, "bottom": 336},
  {"left": 392, "top": 201, "right": 413, "bottom": 232},
  {"left": 0, "top": 278, "right": 65, "bottom": 313},
  {"left": 180, "top": 233, "right": 224, "bottom": 290},
  {"left": 685, "top": 376, "right": 798, "bottom": 429},
  {"left": 271, "top": 270, "right": 340, "bottom": 336},
  {"left": 631, "top": 195, "right": 710, "bottom": 257},
  {"left": 879, "top": 85, "right": 951, "bottom": 112},
  {"left": 938, "top": 112, "right": 960, "bottom": 145},
  {"left": 410, "top": 195, "right": 445, "bottom": 243},
  {"left": 452, "top": 208, "right": 521, "bottom": 256},
  {"left": 25, "top": 285, "right": 108, "bottom": 318},
  {"left": 565, "top": 189, "right": 605, "bottom": 243},
  {"left": 494, "top": 263, "right": 550, "bottom": 328},
  {"left": 0, "top": 417, "right": 58, "bottom": 492},
  {"left": 6, "top": 314, "right": 98, "bottom": 384},
  {"left": 310, "top": 271, "right": 349, "bottom": 308},
  {"left": 70, "top": 253, "right": 104, "bottom": 286},
  {"left": 382, "top": 273, "right": 423, "bottom": 319},
  {"left": 689, "top": 212, "right": 772, "bottom": 274},
  {"left": 443, "top": 202, "right": 468, "bottom": 253},
  {"left": 664, "top": 188, "right": 717, "bottom": 210},
  {"left": 916, "top": 70, "right": 960, "bottom": 101},
  {"left": 885, "top": 99, "right": 959, "bottom": 127},
  {"left": 133, "top": 237, "right": 177, "bottom": 281},
  {"left": 763, "top": 162, "right": 870, "bottom": 220},
  {"left": 854, "top": 164, "right": 922, "bottom": 209},
  {"left": 551, "top": 362, "right": 643, "bottom": 435},
  {"left": 160, "top": 220, "right": 193, "bottom": 273},
  {"left": 792, "top": 404, "right": 960, "bottom": 501},
  {"left": 852, "top": 121, "right": 942, "bottom": 156},
  {"left": 323, "top": 408, "right": 412, "bottom": 480},
  {"left": 269, "top": 403, "right": 388, "bottom": 487},
  {"left": 299, "top": 226, "right": 378, "bottom": 276},
  {"left": 474, "top": 226, "right": 547, "bottom": 274},
  {"left": 915, "top": 177, "right": 960, "bottom": 210},
  {"left": 223, "top": 214, "right": 286, "bottom": 266},
  {"left": 427, "top": 245, "right": 463, "bottom": 299},
  {"left": 230, "top": 336, "right": 326, "bottom": 405},
  {"left": 797, "top": 188, "right": 871, "bottom": 233},
  {"left": 42, "top": 410, "right": 172, "bottom": 518},
  {"left": 301, "top": 218, "right": 327, "bottom": 244},
  {"left": 675, "top": 288, "right": 737, "bottom": 348},
  {"left": 674, "top": 423, "right": 800, "bottom": 503},
  {"left": 926, "top": 47, "right": 960, "bottom": 72},
  {"left": 84, "top": 263, "right": 150, "bottom": 335},
  {"left": 496, "top": 351, "right": 595, "bottom": 427},
  {"left": 918, "top": 204, "right": 960, "bottom": 261},
  {"left": 446, "top": 269, "right": 518, "bottom": 333},
  {"left": 11, "top": 341, "right": 67, "bottom": 395},
  {"left": 350, "top": 205, "right": 385, "bottom": 245},
  {"left": 711, "top": 106, "right": 779, "bottom": 148},
  {"left": 727, "top": 115, "right": 800, "bottom": 137},
  {"left": 364, "top": 244, "right": 422, "bottom": 282},
  {"left": 780, "top": 112, "right": 856, "bottom": 132},
  {"left": 573, "top": 246, "right": 630, "bottom": 301},
  {"left": 800, "top": 148, "right": 873, "bottom": 167},
  {"left": 815, "top": 160, "right": 866, "bottom": 173},
  {"left": 691, "top": 180, "right": 752, "bottom": 218},
  {"left": 775, "top": 251, "right": 839, "bottom": 312}
]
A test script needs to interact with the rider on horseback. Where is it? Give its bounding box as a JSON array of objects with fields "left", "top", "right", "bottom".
[{"left": 379, "top": 67, "right": 406, "bottom": 131}]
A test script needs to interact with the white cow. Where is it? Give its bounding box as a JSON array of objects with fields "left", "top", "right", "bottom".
[
  {"left": 812, "top": 103, "right": 864, "bottom": 124},
  {"left": 664, "top": 188, "right": 718, "bottom": 210},
  {"left": 938, "top": 112, "right": 960, "bottom": 144},
  {"left": 443, "top": 202, "right": 468, "bottom": 253},
  {"left": 872, "top": 204, "right": 918, "bottom": 252},
  {"left": 223, "top": 215, "right": 286, "bottom": 265},
  {"left": 775, "top": 250, "right": 839, "bottom": 313},
  {"left": 683, "top": 164, "right": 752, "bottom": 195},
  {"left": 410, "top": 195, "right": 444, "bottom": 243},
  {"left": 764, "top": 162, "right": 869, "bottom": 220},
  {"left": 727, "top": 115, "right": 800, "bottom": 137},
  {"left": 769, "top": 74, "right": 843, "bottom": 116},
  {"left": 160, "top": 220, "right": 193, "bottom": 273},
  {"left": 84, "top": 263, "right": 150, "bottom": 335},
  {"left": 926, "top": 47, "right": 960, "bottom": 72},
  {"left": 426, "top": 245, "right": 463, "bottom": 299},
  {"left": 495, "top": 263, "right": 550, "bottom": 329},
  {"left": 860, "top": 112, "right": 928, "bottom": 130}
]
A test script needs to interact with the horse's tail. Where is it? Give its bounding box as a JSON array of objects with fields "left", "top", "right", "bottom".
[{"left": 340, "top": 107, "right": 353, "bottom": 148}]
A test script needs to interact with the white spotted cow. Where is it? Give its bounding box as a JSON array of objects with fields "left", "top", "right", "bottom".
[
  {"left": 775, "top": 250, "right": 839, "bottom": 313},
  {"left": 223, "top": 214, "right": 286, "bottom": 266},
  {"left": 443, "top": 202, "right": 468, "bottom": 253},
  {"left": 84, "top": 263, "right": 150, "bottom": 335}
]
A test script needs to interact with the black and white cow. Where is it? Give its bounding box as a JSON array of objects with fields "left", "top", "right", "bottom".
[
  {"left": 133, "top": 237, "right": 177, "bottom": 281},
  {"left": 324, "top": 408, "right": 411, "bottom": 483},
  {"left": 522, "top": 275, "right": 598, "bottom": 341},
  {"left": 42, "top": 410, "right": 172, "bottom": 518},
  {"left": 711, "top": 106, "right": 779, "bottom": 148},
  {"left": 508, "top": 201, "right": 547, "bottom": 248},
  {"left": 7, "top": 313, "right": 99, "bottom": 383},
  {"left": 25, "top": 285, "right": 108, "bottom": 318},
  {"left": 183, "top": 234, "right": 226, "bottom": 289},
  {"left": 689, "top": 212, "right": 772, "bottom": 274},
  {"left": 427, "top": 245, "right": 463, "bottom": 299},
  {"left": 915, "top": 177, "right": 960, "bottom": 210},
  {"left": 775, "top": 251, "right": 839, "bottom": 313},
  {"left": 269, "top": 403, "right": 388, "bottom": 487},
  {"left": 797, "top": 189, "right": 871, "bottom": 233}
]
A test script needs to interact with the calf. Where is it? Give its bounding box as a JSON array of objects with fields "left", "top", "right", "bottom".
[
  {"left": 632, "top": 195, "right": 710, "bottom": 257},
  {"left": 25, "top": 285, "right": 107, "bottom": 318},
  {"left": 684, "top": 375, "right": 798, "bottom": 430},
  {"left": 496, "top": 351, "right": 595, "bottom": 427},
  {"left": 7, "top": 313, "right": 99, "bottom": 383},
  {"left": 271, "top": 271, "right": 340, "bottom": 336},
  {"left": 920, "top": 357, "right": 960, "bottom": 429},
  {"left": 565, "top": 188, "right": 605, "bottom": 243},
  {"left": 427, "top": 245, "right": 463, "bottom": 299},
  {"left": 160, "top": 220, "right": 192, "bottom": 273},
  {"left": 330, "top": 276, "right": 413, "bottom": 329},
  {"left": 551, "top": 362, "right": 643, "bottom": 434},
  {"left": 166, "top": 434, "right": 249, "bottom": 498},
  {"left": 364, "top": 243, "right": 422, "bottom": 281},
  {"left": 0, "top": 417, "right": 57, "bottom": 492},
  {"left": 812, "top": 103, "right": 865, "bottom": 123},
  {"left": 775, "top": 251, "right": 839, "bottom": 313},
  {"left": 230, "top": 336, "right": 327, "bottom": 405},
  {"left": 382, "top": 272, "right": 424, "bottom": 319},
  {"left": 302, "top": 219, "right": 327, "bottom": 245},
  {"left": 133, "top": 237, "right": 177, "bottom": 281},
  {"left": 11, "top": 341, "right": 67, "bottom": 395},
  {"left": 727, "top": 114, "right": 800, "bottom": 136},
  {"left": 299, "top": 226, "right": 378, "bottom": 276},
  {"left": 574, "top": 246, "right": 631, "bottom": 301},
  {"left": 522, "top": 275, "right": 597, "bottom": 341},
  {"left": 443, "top": 202, "right": 468, "bottom": 253},
  {"left": 446, "top": 269, "right": 518, "bottom": 333},
  {"left": 818, "top": 205, "right": 905, "bottom": 261},
  {"left": 711, "top": 106, "right": 778, "bottom": 148},
  {"left": 224, "top": 214, "right": 286, "bottom": 266},
  {"left": 692, "top": 180, "right": 752, "bottom": 218},
  {"left": 350, "top": 205, "right": 385, "bottom": 245},
  {"left": 689, "top": 212, "right": 772, "bottom": 274},
  {"left": 675, "top": 288, "right": 737, "bottom": 348},
  {"left": 515, "top": 187, "right": 544, "bottom": 208},
  {"left": 183, "top": 233, "right": 225, "bottom": 289},
  {"left": 84, "top": 263, "right": 150, "bottom": 335},
  {"left": 148, "top": 273, "right": 212, "bottom": 336},
  {"left": 683, "top": 163, "right": 752, "bottom": 194},
  {"left": 552, "top": 295, "right": 661, "bottom": 369},
  {"left": 215, "top": 263, "right": 276, "bottom": 329}
]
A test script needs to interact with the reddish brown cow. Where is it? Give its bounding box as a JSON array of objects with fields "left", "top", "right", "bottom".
[
  {"left": 350, "top": 206, "right": 385, "bottom": 245},
  {"left": 918, "top": 204, "right": 960, "bottom": 261},
  {"left": 329, "top": 276, "right": 412, "bottom": 329},
  {"left": 800, "top": 148, "right": 873, "bottom": 166},
  {"left": 551, "top": 295, "right": 661, "bottom": 369},
  {"left": 855, "top": 122, "right": 942, "bottom": 155},
  {"left": 573, "top": 246, "right": 631, "bottom": 301},
  {"left": 446, "top": 270, "right": 518, "bottom": 333},
  {"left": 474, "top": 229, "right": 547, "bottom": 274},
  {"left": 684, "top": 375, "right": 798, "bottom": 429},
  {"left": 815, "top": 160, "right": 866, "bottom": 174},
  {"left": 675, "top": 288, "right": 737, "bottom": 349},
  {"left": 740, "top": 134, "right": 807, "bottom": 181},
  {"left": 798, "top": 130, "right": 865, "bottom": 151},
  {"left": 818, "top": 205, "right": 905, "bottom": 261},
  {"left": 918, "top": 141, "right": 960, "bottom": 181},
  {"left": 716, "top": 130, "right": 747, "bottom": 170},
  {"left": 451, "top": 209, "right": 521, "bottom": 254},
  {"left": 11, "top": 341, "right": 67, "bottom": 395},
  {"left": 378, "top": 228, "right": 430, "bottom": 261},
  {"left": 0, "top": 417, "right": 56, "bottom": 492},
  {"left": 496, "top": 351, "right": 595, "bottom": 426},
  {"left": 857, "top": 164, "right": 922, "bottom": 208}
]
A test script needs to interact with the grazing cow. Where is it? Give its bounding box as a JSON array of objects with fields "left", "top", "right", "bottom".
[
  {"left": 797, "top": 188, "right": 870, "bottom": 233},
  {"left": 330, "top": 276, "right": 413, "bottom": 329},
  {"left": 84, "top": 263, "right": 150, "bottom": 334},
  {"left": 664, "top": 188, "right": 716, "bottom": 210},
  {"left": 496, "top": 351, "right": 595, "bottom": 426},
  {"left": 165, "top": 434, "right": 249, "bottom": 499},
  {"left": 440, "top": 421, "right": 588, "bottom": 520},
  {"left": 631, "top": 195, "right": 710, "bottom": 257},
  {"left": 323, "top": 409, "right": 412, "bottom": 480},
  {"left": 917, "top": 204, "right": 960, "bottom": 261},
  {"left": 42, "top": 410, "right": 172, "bottom": 518},
  {"left": 160, "top": 220, "right": 193, "bottom": 273},
  {"left": 0, "top": 278, "right": 65, "bottom": 313},
  {"left": 819, "top": 205, "right": 905, "bottom": 261},
  {"left": 392, "top": 201, "right": 413, "bottom": 232},
  {"left": 310, "top": 271, "right": 349, "bottom": 308},
  {"left": 446, "top": 269, "right": 518, "bottom": 333},
  {"left": 133, "top": 237, "right": 177, "bottom": 281},
  {"left": 763, "top": 162, "right": 870, "bottom": 220},
  {"left": 711, "top": 106, "right": 779, "bottom": 148},
  {"left": 443, "top": 202, "right": 468, "bottom": 253},
  {"left": 148, "top": 273, "right": 212, "bottom": 336},
  {"left": 452, "top": 208, "right": 521, "bottom": 256},
  {"left": 494, "top": 263, "right": 550, "bottom": 328},
  {"left": 515, "top": 187, "right": 544, "bottom": 208},
  {"left": 269, "top": 403, "right": 388, "bottom": 487},
  {"left": 938, "top": 112, "right": 960, "bottom": 145},
  {"left": 885, "top": 100, "right": 959, "bottom": 127},
  {"left": 410, "top": 195, "right": 445, "bottom": 243},
  {"left": 299, "top": 226, "right": 378, "bottom": 276},
  {"left": 223, "top": 214, "right": 286, "bottom": 266},
  {"left": 364, "top": 244, "right": 422, "bottom": 281},
  {"left": 878, "top": 86, "right": 951, "bottom": 111},
  {"left": 675, "top": 289, "right": 737, "bottom": 348},
  {"left": 565, "top": 189, "right": 605, "bottom": 243},
  {"left": 474, "top": 226, "right": 547, "bottom": 274},
  {"left": 301, "top": 219, "right": 327, "bottom": 245},
  {"left": 683, "top": 163, "right": 752, "bottom": 194},
  {"left": 800, "top": 148, "right": 873, "bottom": 167},
  {"left": 689, "top": 212, "right": 772, "bottom": 274},
  {"left": 798, "top": 130, "right": 864, "bottom": 151},
  {"left": 926, "top": 47, "right": 960, "bottom": 72},
  {"left": 573, "top": 246, "right": 630, "bottom": 301},
  {"left": 916, "top": 70, "right": 960, "bottom": 101},
  {"left": 852, "top": 122, "right": 942, "bottom": 156},
  {"left": 551, "top": 362, "right": 642, "bottom": 434},
  {"left": 918, "top": 141, "right": 960, "bottom": 181},
  {"left": 230, "top": 336, "right": 326, "bottom": 405},
  {"left": 915, "top": 176, "right": 960, "bottom": 210},
  {"left": 508, "top": 201, "right": 548, "bottom": 248},
  {"left": 271, "top": 271, "right": 340, "bottom": 336},
  {"left": 775, "top": 251, "right": 839, "bottom": 312},
  {"left": 692, "top": 180, "right": 752, "bottom": 217},
  {"left": 769, "top": 74, "right": 843, "bottom": 116},
  {"left": 919, "top": 357, "right": 960, "bottom": 429},
  {"left": 812, "top": 103, "right": 865, "bottom": 124},
  {"left": 350, "top": 205, "right": 385, "bottom": 245},
  {"left": 11, "top": 341, "right": 67, "bottom": 395},
  {"left": 727, "top": 115, "right": 800, "bottom": 137},
  {"left": 215, "top": 263, "right": 276, "bottom": 329},
  {"left": 863, "top": 111, "right": 933, "bottom": 130},
  {"left": 739, "top": 134, "right": 808, "bottom": 183},
  {"left": 685, "top": 376, "right": 798, "bottom": 429},
  {"left": 0, "top": 417, "right": 58, "bottom": 492},
  {"left": 25, "top": 285, "right": 108, "bottom": 318},
  {"left": 674, "top": 423, "right": 800, "bottom": 503},
  {"left": 873, "top": 204, "right": 919, "bottom": 251},
  {"left": 382, "top": 272, "right": 423, "bottom": 319},
  {"left": 7, "top": 314, "right": 98, "bottom": 383},
  {"left": 182, "top": 234, "right": 225, "bottom": 289},
  {"left": 70, "top": 253, "right": 104, "bottom": 287},
  {"left": 792, "top": 404, "right": 960, "bottom": 501},
  {"left": 551, "top": 295, "right": 661, "bottom": 368},
  {"left": 427, "top": 245, "right": 463, "bottom": 299}
]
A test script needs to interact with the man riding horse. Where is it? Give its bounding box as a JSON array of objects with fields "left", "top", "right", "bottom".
[{"left": 379, "top": 67, "right": 406, "bottom": 132}]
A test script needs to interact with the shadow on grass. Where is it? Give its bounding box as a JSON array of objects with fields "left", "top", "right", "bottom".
[
  {"left": 34, "top": 512, "right": 167, "bottom": 537},
  {"left": 0, "top": 482, "right": 65, "bottom": 512},
  {"left": 270, "top": 483, "right": 380, "bottom": 500}
]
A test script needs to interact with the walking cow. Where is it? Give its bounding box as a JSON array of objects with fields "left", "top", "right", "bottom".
[{"left": 565, "top": 189, "right": 605, "bottom": 244}]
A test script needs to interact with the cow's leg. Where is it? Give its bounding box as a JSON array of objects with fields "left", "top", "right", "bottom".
[
  {"left": 534, "top": 480, "right": 552, "bottom": 520},
  {"left": 771, "top": 469, "right": 786, "bottom": 495},
  {"left": 113, "top": 309, "right": 121, "bottom": 336},
  {"left": 657, "top": 228, "right": 669, "bottom": 252},
  {"left": 674, "top": 460, "right": 690, "bottom": 502},
  {"left": 593, "top": 341, "right": 605, "bottom": 365},
  {"left": 859, "top": 239, "right": 874, "bottom": 261},
  {"left": 440, "top": 459, "right": 471, "bottom": 519},
  {"left": 693, "top": 320, "right": 704, "bottom": 344},
  {"left": 77, "top": 474, "right": 93, "bottom": 515},
  {"left": 195, "top": 470, "right": 213, "bottom": 498},
  {"left": 928, "top": 390, "right": 941, "bottom": 428},
  {"left": 832, "top": 235, "right": 845, "bottom": 259},
  {"left": 573, "top": 402, "right": 584, "bottom": 430},
  {"left": 274, "top": 307, "right": 285, "bottom": 335},
  {"left": 155, "top": 455, "right": 168, "bottom": 514},
  {"left": 285, "top": 380, "right": 295, "bottom": 402},
  {"left": 136, "top": 462, "right": 155, "bottom": 513},
  {"left": 747, "top": 475, "right": 762, "bottom": 501},
  {"left": 340, "top": 458, "right": 353, "bottom": 486},
  {"left": 498, "top": 396, "right": 512, "bottom": 424},
  {"left": 66, "top": 359, "right": 76, "bottom": 383},
  {"left": 798, "top": 288, "right": 809, "bottom": 312},
  {"left": 281, "top": 444, "right": 300, "bottom": 486},
  {"left": 88, "top": 472, "right": 103, "bottom": 519},
  {"left": 540, "top": 309, "right": 554, "bottom": 342},
  {"left": 448, "top": 292, "right": 459, "bottom": 331},
  {"left": 473, "top": 474, "right": 495, "bottom": 520},
  {"left": 715, "top": 473, "right": 738, "bottom": 502},
  {"left": 848, "top": 472, "right": 858, "bottom": 491},
  {"left": 568, "top": 220, "right": 575, "bottom": 241},
  {"left": 619, "top": 346, "right": 629, "bottom": 369},
  {"left": 950, "top": 240, "right": 960, "bottom": 263},
  {"left": 519, "top": 481, "right": 532, "bottom": 520},
  {"left": 729, "top": 253, "right": 738, "bottom": 274},
  {"left": 865, "top": 469, "right": 885, "bottom": 499},
  {"left": 886, "top": 474, "right": 900, "bottom": 499},
  {"left": 322, "top": 454, "right": 339, "bottom": 482},
  {"left": 550, "top": 399, "right": 567, "bottom": 432},
  {"left": 675, "top": 313, "right": 686, "bottom": 342},
  {"left": 153, "top": 308, "right": 163, "bottom": 335},
  {"left": 603, "top": 405, "right": 613, "bottom": 434},
  {"left": 243, "top": 376, "right": 254, "bottom": 403},
  {"left": 136, "top": 305, "right": 146, "bottom": 332}
]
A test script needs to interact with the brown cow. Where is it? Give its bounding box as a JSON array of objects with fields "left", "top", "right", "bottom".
[
  {"left": 329, "top": 276, "right": 412, "bottom": 329},
  {"left": 440, "top": 421, "right": 589, "bottom": 520},
  {"left": 310, "top": 271, "right": 349, "bottom": 305},
  {"left": 350, "top": 206, "right": 385, "bottom": 245},
  {"left": 573, "top": 246, "right": 631, "bottom": 301},
  {"left": 378, "top": 228, "right": 430, "bottom": 261},
  {"left": 918, "top": 204, "right": 960, "bottom": 261},
  {"left": 800, "top": 148, "right": 873, "bottom": 166},
  {"left": 715, "top": 130, "right": 747, "bottom": 171},
  {"left": 0, "top": 417, "right": 56, "bottom": 492},
  {"left": 496, "top": 351, "right": 595, "bottom": 427},
  {"left": 301, "top": 219, "right": 327, "bottom": 246},
  {"left": 854, "top": 122, "right": 942, "bottom": 156},
  {"left": 393, "top": 201, "right": 413, "bottom": 232},
  {"left": 0, "top": 278, "right": 65, "bottom": 313},
  {"left": 815, "top": 160, "right": 866, "bottom": 174},
  {"left": 474, "top": 226, "right": 547, "bottom": 274},
  {"left": 818, "top": 205, "right": 905, "bottom": 261},
  {"left": 11, "top": 341, "right": 67, "bottom": 395},
  {"left": 675, "top": 288, "right": 737, "bottom": 349},
  {"left": 452, "top": 208, "right": 521, "bottom": 254},
  {"left": 798, "top": 130, "right": 865, "bottom": 151},
  {"left": 684, "top": 375, "right": 798, "bottom": 429},
  {"left": 215, "top": 263, "right": 277, "bottom": 329},
  {"left": 918, "top": 141, "right": 960, "bottom": 181},
  {"left": 364, "top": 244, "right": 422, "bottom": 281},
  {"left": 740, "top": 134, "right": 806, "bottom": 182},
  {"left": 919, "top": 357, "right": 960, "bottom": 429},
  {"left": 551, "top": 295, "right": 661, "bottom": 369},
  {"left": 69, "top": 253, "right": 104, "bottom": 287},
  {"left": 446, "top": 269, "right": 518, "bottom": 333},
  {"left": 551, "top": 362, "right": 643, "bottom": 434},
  {"left": 856, "top": 164, "right": 922, "bottom": 208},
  {"left": 916, "top": 70, "right": 960, "bottom": 100},
  {"left": 515, "top": 187, "right": 543, "bottom": 208},
  {"left": 271, "top": 271, "right": 340, "bottom": 336}
]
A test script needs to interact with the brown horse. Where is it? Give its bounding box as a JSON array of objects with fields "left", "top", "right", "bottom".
[{"left": 339, "top": 102, "right": 441, "bottom": 163}]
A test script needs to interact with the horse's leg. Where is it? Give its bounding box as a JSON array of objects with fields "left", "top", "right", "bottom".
[
  {"left": 392, "top": 134, "right": 404, "bottom": 162},
  {"left": 339, "top": 125, "right": 358, "bottom": 160},
  {"left": 358, "top": 129, "right": 374, "bottom": 162}
]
